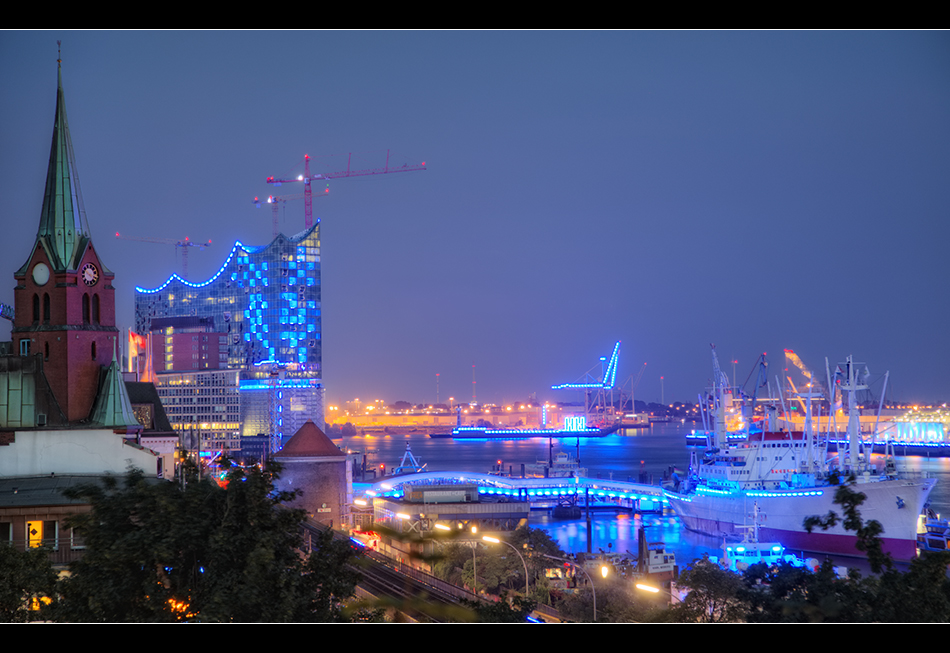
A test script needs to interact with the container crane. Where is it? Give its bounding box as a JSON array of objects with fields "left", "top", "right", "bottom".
[
  {"left": 265, "top": 150, "right": 426, "bottom": 229},
  {"left": 552, "top": 341, "right": 622, "bottom": 427},
  {"left": 115, "top": 233, "right": 211, "bottom": 280}
]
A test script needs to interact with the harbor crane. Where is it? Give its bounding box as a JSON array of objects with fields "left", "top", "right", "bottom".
[
  {"left": 115, "top": 233, "right": 211, "bottom": 280},
  {"left": 552, "top": 341, "right": 622, "bottom": 427},
  {"left": 265, "top": 150, "right": 426, "bottom": 229}
]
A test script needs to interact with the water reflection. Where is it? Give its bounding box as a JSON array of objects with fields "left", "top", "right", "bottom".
[{"left": 338, "top": 423, "right": 950, "bottom": 565}]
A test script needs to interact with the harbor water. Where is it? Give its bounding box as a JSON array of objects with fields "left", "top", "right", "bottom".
[{"left": 336, "top": 422, "right": 950, "bottom": 566}]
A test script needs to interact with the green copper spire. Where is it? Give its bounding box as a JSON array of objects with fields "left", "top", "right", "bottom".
[
  {"left": 36, "top": 49, "right": 91, "bottom": 271},
  {"left": 89, "top": 349, "right": 141, "bottom": 431}
]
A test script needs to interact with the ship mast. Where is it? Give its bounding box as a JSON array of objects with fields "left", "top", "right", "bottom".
[
  {"left": 839, "top": 356, "right": 870, "bottom": 475},
  {"left": 710, "top": 344, "right": 734, "bottom": 450}
]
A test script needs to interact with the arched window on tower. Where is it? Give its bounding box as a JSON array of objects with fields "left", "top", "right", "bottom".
[
  {"left": 82, "top": 294, "right": 90, "bottom": 324},
  {"left": 43, "top": 293, "right": 50, "bottom": 323},
  {"left": 92, "top": 294, "right": 100, "bottom": 324},
  {"left": 91, "top": 340, "right": 96, "bottom": 361},
  {"left": 32, "top": 294, "right": 39, "bottom": 324},
  {"left": 45, "top": 341, "right": 49, "bottom": 362}
]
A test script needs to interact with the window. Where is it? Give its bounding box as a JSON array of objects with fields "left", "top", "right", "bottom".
[{"left": 26, "top": 520, "right": 58, "bottom": 550}]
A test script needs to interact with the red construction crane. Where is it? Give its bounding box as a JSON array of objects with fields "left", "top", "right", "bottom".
[
  {"left": 265, "top": 150, "right": 426, "bottom": 228},
  {"left": 253, "top": 188, "right": 328, "bottom": 238},
  {"left": 115, "top": 233, "right": 211, "bottom": 280}
]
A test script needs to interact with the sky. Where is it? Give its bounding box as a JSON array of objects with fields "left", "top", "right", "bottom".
[{"left": 1, "top": 30, "right": 949, "bottom": 408}]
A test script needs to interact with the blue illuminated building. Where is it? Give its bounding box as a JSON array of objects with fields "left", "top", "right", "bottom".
[{"left": 135, "top": 224, "right": 324, "bottom": 451}]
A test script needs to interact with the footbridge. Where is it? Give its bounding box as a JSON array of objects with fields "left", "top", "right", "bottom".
[{"left": 359, "top": 471, "right": 667, "bottom": 512}]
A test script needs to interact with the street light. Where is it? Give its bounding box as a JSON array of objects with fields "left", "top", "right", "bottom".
[
  {"left": 482, "top": 536, "right": 530, "bottom": 597},
  {"left": 540, "top": 553, "right": 600, "bottom": 622},
  {"left": 635, "top": 582, "right": 680, "bottom": 605}
]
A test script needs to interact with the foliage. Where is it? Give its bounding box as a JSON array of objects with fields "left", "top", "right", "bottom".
[
  {"left": 867, "top": 551, "right": 950, "bottom": 622},
  {"left": 459, "top": 592, "right": 537, "bottom": 622},
  {"left": 803, "top": 477, "right": 892, "bottom": 573},
  {"left": 51, "top": 462, "right": 362, "bottom": 622},
  {"left": 0, "top": 544, "right": 59, "bottom": 622},
  {"left": 430, "top": 526, "right": 565, "bottom": 599},
  {"left": 667, "top": 556, "right": 750, "bottom": 622}
]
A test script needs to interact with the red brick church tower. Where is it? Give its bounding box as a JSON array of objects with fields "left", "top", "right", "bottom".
[{"left": 11, "top": 57, "right": 119, "bottom": 424}]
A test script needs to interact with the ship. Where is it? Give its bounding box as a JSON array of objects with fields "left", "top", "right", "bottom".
[
  {"left": 664, "top": 346, "right": 936, "bottom": 562},
  {"left": 430, "top": 423, "right": 621, "bottom": 440},
  {"left": 524, "top": 451, "right": 589, "bottom": 478}
]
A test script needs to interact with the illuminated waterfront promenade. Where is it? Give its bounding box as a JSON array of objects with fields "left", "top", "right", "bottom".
[{"left": 360, "top": 471, "right": 666, "bottom": 512}]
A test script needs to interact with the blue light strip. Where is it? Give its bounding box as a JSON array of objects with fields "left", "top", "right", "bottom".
[
  {"left": 134, "top": 224, "right": 320, "bottom": 294},
  {"left": 134, "top": 240, "right": 248, "bottom": 293},
  {"left": 552, "top": 341, "right": 621, "bottom": 390}
]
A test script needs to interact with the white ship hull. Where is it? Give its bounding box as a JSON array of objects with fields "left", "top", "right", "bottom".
[{"left": 665, "top": 476, "right": 936, "bottom": 561}]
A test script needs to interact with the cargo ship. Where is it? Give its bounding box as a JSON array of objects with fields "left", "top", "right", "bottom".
[{"left": 664, "top": 347, "right": 935, "bottom": 561}]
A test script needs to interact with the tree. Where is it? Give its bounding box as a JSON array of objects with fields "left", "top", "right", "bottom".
[
  {"left": 0, "top": 544, "right": 58, "bottom": 622},
  {"left": 52, "top": 462, "right": 362, "bottom": 622},
  {"left": 803, "top": 476, "right": 892, "bottom": 573},
  {"left": 668, "top": 556, "right": 750, "bottom": 622},
  {"left": 460, "top": 592, "right": 537, "bottom": 622}
]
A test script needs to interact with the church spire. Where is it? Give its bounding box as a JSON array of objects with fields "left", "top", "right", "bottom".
[{"left": 35, "top": 43, "right": 91, "bottom": 271}]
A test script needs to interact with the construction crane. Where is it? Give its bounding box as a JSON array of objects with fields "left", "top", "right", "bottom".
[
  {"left": 253, "top": 188, "right": 328, "bottom": 239},
  {"left": 265, "top": 150, "right": 426, "bottom": 229},
  {"left": 115, "top": 233, "right": 211, "bottom": 280}
]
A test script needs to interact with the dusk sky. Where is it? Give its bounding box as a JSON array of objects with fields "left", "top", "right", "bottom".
[{"left": 2, "top": 31, "right": 948, "bottom": 407}]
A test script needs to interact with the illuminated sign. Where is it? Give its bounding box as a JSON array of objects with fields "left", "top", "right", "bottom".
[{"left": 565, "top": 416, "right": 587, "bottom": 431}]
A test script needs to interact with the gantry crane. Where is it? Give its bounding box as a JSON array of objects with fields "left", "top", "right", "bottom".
[
  {"left": 552, "top": 341, "right": 622, "bottom": 427},
  {"left": 265, "top": 150, "right": 426, "bottom": 229},
  {"left": 253, "top": 188, "right": 329, "bottom": 238},
  {"left": 115, "top": 233, "right": 211, "bottom": 280}
]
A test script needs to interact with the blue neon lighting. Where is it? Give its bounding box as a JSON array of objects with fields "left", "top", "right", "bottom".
[
  {"left": 135, "top": 240, "right": 249, "bottom": 293},
  {"left": 552, "top": 341, "right": 622, "bottom": 390}
]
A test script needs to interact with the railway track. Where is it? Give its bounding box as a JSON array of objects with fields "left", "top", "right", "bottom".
[{"left": 301, "top": 520, "right": 477, "bottom": 622}]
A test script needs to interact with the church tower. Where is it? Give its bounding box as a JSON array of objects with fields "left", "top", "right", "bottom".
[{"left": 11, "top": 55, "right": 119, "bottom": 423}]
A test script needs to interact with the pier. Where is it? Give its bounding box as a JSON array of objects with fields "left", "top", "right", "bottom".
[{"left": 360, "top": 470, "right": 666, "bottom": 513}]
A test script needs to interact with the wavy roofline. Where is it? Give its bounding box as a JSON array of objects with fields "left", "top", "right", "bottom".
[{"left": 134, "top": 222, "right": 319, "bottom": 294}]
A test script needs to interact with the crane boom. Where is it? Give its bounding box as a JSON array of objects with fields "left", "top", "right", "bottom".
[
  {"left": 266, "top": 150, "right": 426, "bottom": 228},
  {"left": 115, "top": 233, "right": 211, "bottom": 280}
]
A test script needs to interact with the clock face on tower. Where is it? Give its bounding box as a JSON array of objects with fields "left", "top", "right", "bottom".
[
  {"left": 32, "top": 262, "right": 50, "bottom": 286},
  {"left": 81, "top": 262, "right": 99, "bottom": 287}
]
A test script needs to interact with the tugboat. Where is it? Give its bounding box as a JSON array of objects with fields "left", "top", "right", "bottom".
[
  {"left": 917, "top": 508, "right": 950, "bottom": 553},
  {"left": 711, "top": 503, "right": 804, "bottom": 572}
]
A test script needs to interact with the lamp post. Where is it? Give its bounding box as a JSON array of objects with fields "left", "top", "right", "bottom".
[
  {"left": 482, "top": 536, "right": 529, "bottom": 597},
  {"left": 540, "top": 553, "right": 600, "bottom": 622},
  {"left": 635, "top": 581, "right": 680, "bottom": 605}
]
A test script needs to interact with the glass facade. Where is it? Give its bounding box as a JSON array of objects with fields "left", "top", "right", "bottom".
[{"left": 135, "top": 224, "right": 324, "bottom": 450}]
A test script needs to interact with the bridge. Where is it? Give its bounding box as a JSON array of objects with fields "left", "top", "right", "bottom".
[{"left": 358, "top": 471, "right": 667, "bottom": 512}]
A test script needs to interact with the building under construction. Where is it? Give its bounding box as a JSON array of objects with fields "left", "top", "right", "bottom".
[{"left": 133, "top": 224, "right": 323, "bottom": 455}]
